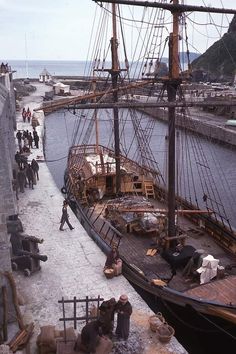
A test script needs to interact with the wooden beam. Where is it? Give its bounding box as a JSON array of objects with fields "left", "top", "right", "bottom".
[
  {"left": 35, "top": 79, "right": 154, "bottom": 113},
  {"left": 43, "top": 99, "right": 236, "bottom": 112},
  {"left": 112, "top": 207, "right": 212, "bottom": 214},
  {"left": 207, "top": 306, "right": 236, "bottom": 325},
  {"left": 2, "top": 286, "right": 8, "bottom": 341},
  {"left": 164, "top": 235, "right": 188, "bottom": 241},
  {"left": 96, "top": 0, "right": 236, "bottom": 15}
]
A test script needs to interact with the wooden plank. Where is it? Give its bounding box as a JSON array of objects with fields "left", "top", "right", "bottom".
[
  {"left": 164, "top": 235, "right": 188, "bottom": 241},
  {"left": 184, "top": 275, "right": 236, "bottom": 305},
  {"left": 4, "top": 272, "right": 24, "bottom": 330},
  {"left": 2, "top": 286, "right": 8, "bottom": 341},
  {"left": 113, "top": 207, "right": 212, "bottom": 214},
  {"left": 207, "top": 306, "right": 236, "bottom": 324}
]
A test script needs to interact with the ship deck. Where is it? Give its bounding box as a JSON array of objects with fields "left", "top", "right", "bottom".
[
  {"left": 83, "top": 196, "right": 236, "bottom": 304},
  {"left": 184, "top": 275, "right": 236, "bottom": 305}
]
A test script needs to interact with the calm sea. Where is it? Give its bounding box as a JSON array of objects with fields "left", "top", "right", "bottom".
[
  {"left": 3, "top": 60, "right": 88, "bottom": 79},
  {"left": 3, "top": 59, "right": 168, "bottom": 80}
]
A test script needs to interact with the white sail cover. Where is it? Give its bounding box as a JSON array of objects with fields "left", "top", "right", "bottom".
[{"left": 196, "top": 255, "right": 219, "bottom": 284}]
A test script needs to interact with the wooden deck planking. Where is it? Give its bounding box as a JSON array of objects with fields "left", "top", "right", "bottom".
[
  {"left": 90, "top": 204, "right": 173, "bottom": 279},
  {"left": 183, "top": 276, "right": 236, "bottom": 304},
  {"left": 87, "top": 202, "right": 236, "bottom": 295}
]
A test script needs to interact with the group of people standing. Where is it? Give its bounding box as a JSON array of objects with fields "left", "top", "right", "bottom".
[
  {"left": 75, "top": 295, "right": 132, "bottom": 353},
  {"left": 13, "top": 153, "right": 39, "bottom": 198},
  {"left": 22, "top": 107, "right": 32, "bottom": 123},
  {"left": 16, "top": 128, "right": 39, "bottom": 152}
]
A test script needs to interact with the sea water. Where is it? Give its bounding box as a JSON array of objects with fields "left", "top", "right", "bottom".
[
  {"left": 3, "top": 60, "right": 88, "bottom": 79},
  {"left": 3, "top": 59, "right": 154, "bottom": 80}
]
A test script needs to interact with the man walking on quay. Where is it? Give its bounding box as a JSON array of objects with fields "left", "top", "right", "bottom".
[
  {"left": 59, "top": 200, "right": 74, "bottom": 231},
  {"left": 31, "top": 159, "right": 39, "bottom": 180}
]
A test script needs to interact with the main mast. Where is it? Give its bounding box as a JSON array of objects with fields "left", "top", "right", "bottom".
[
  {"left": 111, "top": 3, "right": 121, "bottom": 195},
  {"left": 167, "top": 0, "right": 180, "bottom": 240}
]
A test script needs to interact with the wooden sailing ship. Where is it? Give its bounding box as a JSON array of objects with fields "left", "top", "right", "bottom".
[{"left": 41, "top": 0, "right": 236, "bottom": 339}]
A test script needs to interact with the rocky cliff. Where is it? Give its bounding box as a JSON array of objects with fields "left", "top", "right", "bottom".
[{"left": 191, "top": 14, "right": 236, "bottom": 81}]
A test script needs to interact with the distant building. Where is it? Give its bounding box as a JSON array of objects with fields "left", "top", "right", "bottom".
[{"left": 39, "top": 68, "right": 52, "bottom": 83}]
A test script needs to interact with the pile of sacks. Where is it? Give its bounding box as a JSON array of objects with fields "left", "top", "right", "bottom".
[
  {"left": 36, "top": 325, "right": 76, "bottom": 354},
  {"left": 36, "top": 325, "right": 112, "bottom": 354}
]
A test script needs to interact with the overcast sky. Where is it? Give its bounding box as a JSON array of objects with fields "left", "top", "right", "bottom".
[{"left": 0, "top": 0, "right": 235, "bottom": 61}]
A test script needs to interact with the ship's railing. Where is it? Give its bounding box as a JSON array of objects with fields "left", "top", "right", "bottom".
[
  {"left": 154, "top": 184, "right": 236, "bottom": 255},
  {"left": 77, "top": 201, "right": 123, "bottom": 248},
  {"left": 68, "top": 144, "right": 162, "bottom": 183}
]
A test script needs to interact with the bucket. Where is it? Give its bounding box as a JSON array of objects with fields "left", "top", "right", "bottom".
[
  {"left": 148, "top": 313, "right": 165, "bottom": 332},
  {"left": 156, "top": 323, "right": 175, "bottom": 343}
]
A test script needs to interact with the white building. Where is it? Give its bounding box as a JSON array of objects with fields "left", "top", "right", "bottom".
[
  {"left": 39, "top": 68, "right": 52, "bottom": 83},
  {"left": 53, "top": 82, "right": 70, "bottom": 95}
]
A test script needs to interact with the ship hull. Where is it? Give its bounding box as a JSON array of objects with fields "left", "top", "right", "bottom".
[{"left": 64, "top": 144, "right": 236, "bottom": 335}]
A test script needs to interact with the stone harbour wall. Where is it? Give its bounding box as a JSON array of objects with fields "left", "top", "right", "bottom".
[
  {"left": 0, "top": 72, "right": 18, "bottom": 326},
  {"left": 138, "top": 106, "right": 236, "bottom": 147}
]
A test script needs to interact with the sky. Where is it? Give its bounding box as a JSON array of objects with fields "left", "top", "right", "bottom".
[{"left": 0, "top": 0, "right": 235, "bottom": 61}]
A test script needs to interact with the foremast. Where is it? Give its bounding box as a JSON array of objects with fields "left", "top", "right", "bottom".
[{"left": 94, "top": 2, "right": 123, "bottom": 194}]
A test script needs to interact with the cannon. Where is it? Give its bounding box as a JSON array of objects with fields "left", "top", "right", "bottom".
[
  {"left": 6, "top": 215, "right": 47, "bottom": 276},
  {"left": 10, "top": 233, "right": 48, "bottom": 276}
]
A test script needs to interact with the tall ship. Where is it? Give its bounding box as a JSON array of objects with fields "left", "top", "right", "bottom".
[{"left": 42, "top": 0, "right": 236, "bottom": 342}]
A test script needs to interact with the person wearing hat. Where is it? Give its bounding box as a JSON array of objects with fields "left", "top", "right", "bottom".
[
  {"left": 59, "top": 200, "right": 74, "bottom": 231},
  {"left": 115, "top": 294, "right": 132, "bottom": 340}
]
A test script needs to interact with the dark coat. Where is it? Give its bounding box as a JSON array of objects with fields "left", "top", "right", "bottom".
[
  {"left": 115, "top": 301, "right": 132, "bottom": 340},
  {"left": 16, "top": 131, "right": 22, "bottom": 141},
  {"left": 81, "top": 320, "right": 102, "bottom": 352},
  {"left": 99, "top": 298, "right": 116, "bottom": 335},
  {"left": 31, "top": 159, "right": 39, "bottom": 172},
  {"left": 15, "top": 152, "right": 21, "bottom": 164},
  {"left": 105, "top": 249, "right": 120, "bottom": 268},
  {"left": 17, "top": 170, "right": 26, "bottom": 186},
  {"left": 28, "top": 134, "right": 33, "bottom": 146},
  {"left": 26, "top": 165, "right": 34, "bottom": 182},
  {"left": 60, "top": 205, "right": 69, "bottom": 223}
]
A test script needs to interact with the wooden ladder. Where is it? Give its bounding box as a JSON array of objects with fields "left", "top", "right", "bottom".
[
  {"left": 80, "top": 190, "right": 88, "bottom": 205},
  {"left": 144, "top": 182, "right": 155, "bottom": 199}
]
